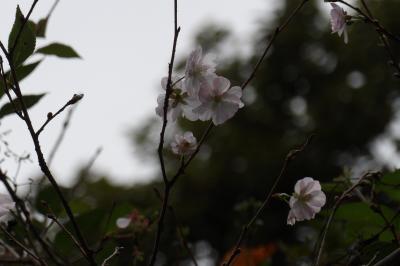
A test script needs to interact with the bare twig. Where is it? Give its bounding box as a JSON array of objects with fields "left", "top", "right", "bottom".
[
  {"left": 313, "top": 172, "right": 379, "bottom": 266},
  {"left": 101, "top": 247, "right": 122, "bottom": 266},
  {"left": 47, "top": 105, "right": 77, "bottom": 166},
  {"left": 0, "top": 4, "right": 96, "bottom": 264},
  {"left": 149, "top": 0, "right": 180, "bottom": 264},
  {"left": 36, "top": 94, "right": 83, "bottom": 137},
  {"left": 223, "top": 135, "right": 314, "bottom": 266},
  {"left": 0, "top": 226, "right": 45, "bottom": 266},
  {"left": 337, "top": 0, "right": 400, "bottom": 75},
  {"left": 0, "top": 171, "right": 64, "bottom": 265}
]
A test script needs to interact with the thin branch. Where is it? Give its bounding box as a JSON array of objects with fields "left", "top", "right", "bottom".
[
  {"left": 36, "top": 94, "right": 83, "bottom": 137},
  {"left": 101, "top": 247, "right": 122, "bottom": 266},
  {"left": 47, "top": 104, "right": 77, "bottom": 166},
  {"left": 241, "top": 0, "right": 310, "bottom": 90},
  {"left": 149, "top": 0, "right": 180, "bottom": 264},
  {"left": 0, "top": 226, "right": 45, "bottom": 266},
  {"left": 47, "top": 0, "right": 60, "bottom": 20},
  {"left": 222, "top": 135, "right": 314, "bottom": 266},
  {"left": 372, "top": 246, "right": 400, "bottom": 266},
  {"left": 46, "top": 213, "right": 88, "bottom": 260},
  {"left": 0, "top": 171, "right": 64, "bottom": 265},
  {"left": 0, "top": 22, "right": 96, "bottom": 266},
  {"left": 337, "top": 0, "right": 400, "bottom": 75},
  {"left": 313, "top": 172, "right": 378, "bottom": 266}
]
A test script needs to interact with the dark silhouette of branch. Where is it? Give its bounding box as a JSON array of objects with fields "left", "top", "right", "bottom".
[
  {"left": 149, "top": 0, "right": 180, "bottom": 264},
  {"left": 0, "top": 1, "right": 96, "bottom": 264},
  {"left": 0, "top": 171, "right": 64, "bottom": 265},
  {"left": 36, "top": 94, "right": 83, "bottom": 137},
  {"left": 0, "top": 225, "right": 45, "bottom": 266}
]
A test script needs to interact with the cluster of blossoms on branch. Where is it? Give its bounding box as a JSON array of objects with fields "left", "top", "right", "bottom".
[{"left": 156, "top": 46, "right": 244, "bottom": 156}]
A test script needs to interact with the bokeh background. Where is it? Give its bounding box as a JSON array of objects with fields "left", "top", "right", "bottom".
[{"left": 1, "top": 0, "right": 400, "bottom": 265}]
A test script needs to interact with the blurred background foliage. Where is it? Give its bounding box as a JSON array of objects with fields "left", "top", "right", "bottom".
[{"left": 15, "top": 0, "right": 400, "bottom": 265}]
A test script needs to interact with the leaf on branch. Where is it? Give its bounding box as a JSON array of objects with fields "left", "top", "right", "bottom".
[
  {"left": 8, "top": 6, "right": 37, "bottom": 67},
  {"left": 0, "top": 61, "right": 42, "bottom": 99},
  {"left": 0, "top": 93, "right": 46, "bottom": 119},
  {"left": 36, "top": 43, "right": 81, "bottom": 58},
  {"left": 35, "top": 18, "right": 49, "bottom": 38}
]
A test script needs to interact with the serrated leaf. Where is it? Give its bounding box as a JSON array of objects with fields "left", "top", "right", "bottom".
[
  {"left": 0, "top": 61, "right": 42, "bottom": 98},
  {"left": 36, "top": 43, "right": 81, "bottom": 58},
  {"left": 8, "top": 6, "right": 36, "bottom": 66},
  {"left": 0, "top": 93, "right": 45, "bottom": 119}
]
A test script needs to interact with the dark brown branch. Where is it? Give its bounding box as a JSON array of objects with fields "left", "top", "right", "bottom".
[
  {"left": 149, "top": 0, "right": 180, "bottom": 264},
  {"left": 36, "top": 94, "right": 83, "bottom": 137},
  {"left": 313, "top": 172, "right": 378, "bottom": 266},
  {"left": 241, "top": 0, "right": 310, "bottom": 90},
  {"left": 0, "top": 226, "right": 45, "bottom": 266},
  {"left": 0, "top": 171, "right": 64, "bottom": 265},
  {"left": 222, "top": 135, "right": 314, "bottom": 266},
  {"left": 0, "top": 13, "right": 96, "bottom": 266},
  {"left": 337, "top": 0, "right": 400, "bottom": 75}
]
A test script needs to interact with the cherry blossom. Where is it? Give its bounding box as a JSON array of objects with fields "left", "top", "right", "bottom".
[
  {"left": 0, "top": 193, "right": 15, "bottom": 222},
  {"left": 184, "top": 46, "right": 216, "bottom": 97},
  {"left": 171, "top": 131, "right": 197, "bottom": 156},
  {"left": 193, "top": 76, "right": 244, "bottom": 125},
  {"left": 330, "top": 3, "right": 349, "bottom": 44},
  {"left": 155, "top": 77, "right": 200, "bottom": 122},
  {"left": 287, "top": 177, "right": 326, "bottom": 226}
]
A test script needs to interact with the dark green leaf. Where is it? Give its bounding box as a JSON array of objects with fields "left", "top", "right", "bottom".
[
  {"left": 36, "top": 18, "right": 48, "bottom": 38},
  {"left": 0, "top": 93, "right": 45, "bottom": 119},
  {"left": 36, "top": 43, "right": 81, "bottom": 58},
  {"left": 0, "top": 61, "right": 42, "bottom": 99},
  {"left": 8, "top": 6, "right": 36, "bottom": 66}
]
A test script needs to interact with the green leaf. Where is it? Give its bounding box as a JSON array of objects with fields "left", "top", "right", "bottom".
[
  {"left": 36, "top": 43, "right": 81, "bottom": 58},
  {"left": 0, "top": 61, "right": 42, "bottom": 98},
  {"left": 0, "top": 93, "right": 45, "bottom": 119},
  {"left": 36, "top": 18, "right": 48, "bottom": 38},
  {"left": 8, "top": 6, "right": 36, "bottom": 66}
]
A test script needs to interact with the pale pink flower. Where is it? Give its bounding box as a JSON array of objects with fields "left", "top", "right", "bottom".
[
  {"left": 193, "top": 76, "right": 244, "bottom": 125},
  {"left": 171, "top": 132, "right": 197, "bottom": 156},
  {"left": 330, "top": 3, "right": 349, "bottom": 44},
  {"left": 0, "top": 193, "right": 14, "bottom": 222},
  {"left": 287, "top": 177, "right": 326, "bottom": 226},
  {"left": 184, "top": 46, "right": 216, "bottom": 97},
  {"left": 156, "top": 77, "right": 200, "bottom": 122}
]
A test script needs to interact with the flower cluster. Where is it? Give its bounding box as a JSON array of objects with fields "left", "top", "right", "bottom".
[
  {"left": 156, "top": 46, "right": 244, "bottom": 126},
  {"left": 287, "top": 177, "right": 326, "bottom": 226}
]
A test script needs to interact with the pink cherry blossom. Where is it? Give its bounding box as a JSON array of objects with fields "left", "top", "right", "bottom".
[
  {"left": 193, "top": 76, "right": 244, "bottom": 125},
  {"left": 287, "top": 177, "right": 326, "bottom": 226},
  {"left": 171, "top": 131, "right": 197, "bottom": 156},
  {"left": 330, "top": 3, "right": 349, "bottom": 44},
  {"left": 184, "top": 46, "right": 216, "bottom": 97},
  {"left": 155, "top": 77, "right": 200, "bottom": 122}
]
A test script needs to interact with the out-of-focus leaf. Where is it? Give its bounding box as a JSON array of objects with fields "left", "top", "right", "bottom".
[
  {"left": 8, "top": 6, "right": 36, "bottom": 66},
  {"left": 54, "top": 209, "right": 108, "bottom": 257},
  {"left": 0, "top": 93, "right": 45, "bottom": 119},
  {"left": 36, "top": 18, "right": 48, "bottom": 38},
  {"left": 0, "top": 61, "right": 42, "bottom": 99},
  {"left": 36, "top": 43, "right": 81, "bottom": 58}
]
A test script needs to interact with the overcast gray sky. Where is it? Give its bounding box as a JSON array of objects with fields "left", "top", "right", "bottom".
[{"left": 0, "top": 0, "right": 276, "bottom": 186}]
